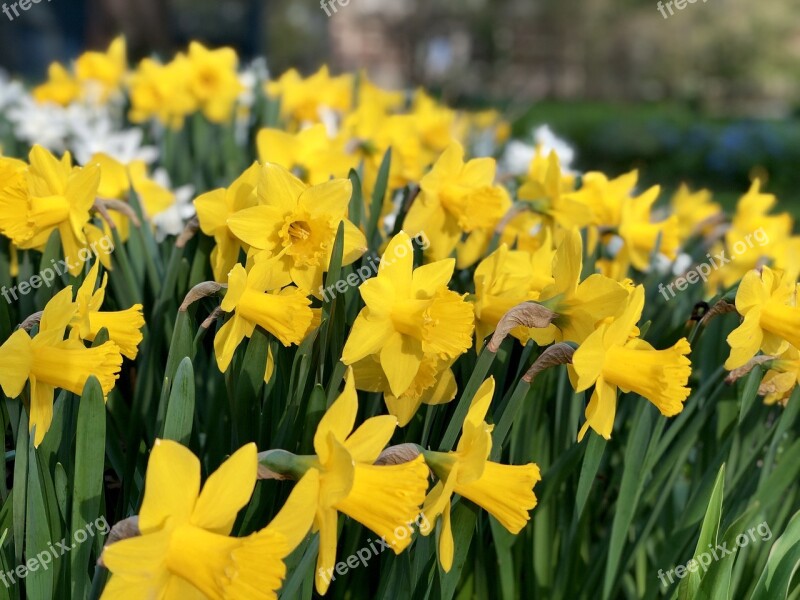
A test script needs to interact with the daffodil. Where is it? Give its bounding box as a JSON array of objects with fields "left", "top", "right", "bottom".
[
  {"left": 403, "top": 143, "right": 510, "bottom": 265},
  {"left": 74, "top": 36, "right": 127, "bottom": 102},
  {"left": 341, "top": 232, "right": 474, "bottom": 400},
  {"left": 256, "top": 124, "right": 355, "bottom": 185},
  {"left": 350, "top": 354, "right": 458, "bottom": 426},
  {"left": 261, "top": 369, "right": 429, "bottom": 594},
  {"left": 0, "top": 146, "right": 102, "bottom": 276},
  {"left": 571, "top": 285, "right": 692, "bottom": 440},
  {"left": 266, "top": 66, "right": 353, "bottom": 125},
  {"left": 517, "top": 151, "right": 590, "bottom": 229},
  {"left": 185, "top": 42, "right": 244, "bottom": 123},
  {"left": 725, "top": 266, "right": 800, "bottom": 370},
  {"left": 420, "top": 377, "right": 540, "bottom": 571},
  {"left": 194, "top": 163, "right": 260, "bottom": 282},
  {"left": 92, "top": 152, "right": 176, "bottom": 243},
  {"left": 707, "top": 180, "right": 791, "bottom": 290},
  {"left": 758, "top": 346, "right": 800, "bottom": 405},
  {"left": 226, "top": 163, "right": 366, "bottom": 294},
  {"left": 473, "top": 239, "right": 555, "bottom": 343},
  {"left": 524, "top": 229, "right": 629, "bottom": 346},
  {"left": 32, "top": 62, "right": 81, "bottom": 106},
  {"left": 71, "top": 261, "right": 144, "bottom": 360},
  {"left": 0, "top": 288, "right": 122, "bottom": 446},
  {"left": 214, "top": 258, "right": 313, "bottom": 373},
  {"left": 129, "top": 56, "right": 198, "bottom": 128},
  {"left": 617, "top": 184, "right": 679, "bottom": 272},
  {"left": 101, "top": 440, "right": 319, "bottom": 599},
  {"left": 671, "top": 184, "right": 721, "bottom": 240}
]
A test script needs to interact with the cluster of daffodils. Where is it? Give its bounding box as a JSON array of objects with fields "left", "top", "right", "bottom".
[
  {"left": 101, "top": 370, "right": 540, "bottom": 597},
  {"left": 1, "top": 38, "right": 798, "bottom": 599},
  {"left": 0, "top": 260, "right": 143, "bottom": 446}
]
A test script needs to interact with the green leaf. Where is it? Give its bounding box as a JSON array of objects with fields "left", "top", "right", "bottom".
[
  {"left": 25, "top": 434, "right": 54, "bottom": 600},
  {"left": 367, "top": 148, "right": 392, "bottom": 249},
  {"left": 71, "top": 377, "right": 106, "bottom": 600},
  {"left": 162, "top": 358, "right": 195, "bottom": 446},
  {"left": 749, "top": 508, "right": 800, "bottom": 600},
  {"left": 677, "top": 464, "right": 725, "bottom": 600}
]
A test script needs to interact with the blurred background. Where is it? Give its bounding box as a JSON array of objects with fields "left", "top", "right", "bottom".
[{"left": 2, "top": 0, "right": 800, "bottom": 204}]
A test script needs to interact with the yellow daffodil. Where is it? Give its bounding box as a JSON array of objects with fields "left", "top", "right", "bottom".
[
  {"left": 32, "top": 62, "right": 81, "bottom": 106},
  {"left": 567, "top": 170, "right": 638, "bottom": 229},
  {"left": 266, "top": 66, "right": 353, "bottom": 125},
  {"left": 473, "top": 239, "right": 556, "bottom": 343},
  {"left": 350, "top": 354, "right": 458, "bottom": 426},
  {"left": 71, "top": 261, "right": 144, "bottom": 360},
  {"left": 214, "top": 258, "right": 313, "bottom": 373},
  {"left": 571, "top": 286, "right": 691, "bottom": 440},
  {"left": 725, "top": 266, "right": 800, "bottom": 370},
  {"left": 226, "top": 163, "right": 366, "bottom": 294},
  {"left": 74, "top": 36, "right": 127, "bottom": 102},
  {"left": 403, "top": 142, "right": 510, "bottom": 266},
  {"left": 256, "top": 124, "right": 355, "bottom": 185},
  {"left": 194, "top": 163, "right": 260, "bottom": 282},
  {"left": 617, "top": 184, "right": 679, "bottom": 272},
  {"left": 341, "top": 232, "right": 474, "bottom": 400},
  {"left": 708, "top": 180, "right": 791, "bottom": 291},
  {"left": 1, "top": 146, "right": 102, "bottom": 276},
  {"left": 420, "top": 377, "right": 540, "bottom": 571},
  {"left": 92, "top": 153, "right": 176, "bottom": 243},
  {"left": 671, "top": 184, "right": 721, "bottom": 240},
  {"left": 517, "top": 151, "right": 590, "bottom": 230},
  {"left": 758, "top": 346, "right": 800, "bottom": 405},
  {"left": 129, "top": 56, "right": 198, "bottom": 128},
  {"left": 524, "top": 229, "right": 629, "bottom": 346},
  {"left": 0, "top": 288, "right": 122, "bottom": 446},
  {"left": 101, "top": 440, "right": 319, "bottom": 599},
  {"left": 275, "top": 369, "right": 428, "bottom": 594},
  {"left": 185, "top": 42, "right": 244, "bottom": 123}
]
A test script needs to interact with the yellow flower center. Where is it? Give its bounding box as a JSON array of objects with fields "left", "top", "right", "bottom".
[
  {"left": 29, "top": 195, "right": 70, "bottom": 229},
  {"left": 279, "top": 212, "right": 332, "bottom": 267},
  {"left": 391, "top": 299, "right": 432, "bottom": 340}
]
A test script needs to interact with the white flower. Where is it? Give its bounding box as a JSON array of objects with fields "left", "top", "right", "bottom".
[
  {"left": 534, "top": 125, "right": 575, "bottom": 169},
  {"left": 72, "top": 125, "right": 159, "bottom": 166},
  {"left": 0, "top": 71, "right": 24, "bottom": 113},
  {"left": 500, "top": 125, "right": 577, "bottom": 177},
  {"left": 149, "top": 168, "right": 196, "bottom": 241}
]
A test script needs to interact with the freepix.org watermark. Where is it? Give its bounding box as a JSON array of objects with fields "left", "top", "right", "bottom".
[
  {"left": 656, "top": 0, "right": 709, "bottom": 20},
  {"left": 657, "top": 521, "right": 772, "bottom": 586},
  {"left": 0, "top": 516, "right": 110, "bottom": 588},
  {"left": 658, "top": 227, "right": 769, "bottom": 301},
  {"left": 320, "top": 0, "right": 350, "bottom": 17},
  {"left": 2, "top": 0, "right": 54, "bottom": 22},
  {"left": 317, "top": 513, "right": 431, "bottom": 586},
  {"left": 1, "top": 235, "right": 114, "bottom": 305},
  {"left": 319, "top": 231, "right": 430, "bottom": 303}
]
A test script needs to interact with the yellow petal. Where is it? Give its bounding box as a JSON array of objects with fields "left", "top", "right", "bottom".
[
  {"left": 379, "top": 233, "right": 414, "bottom": 297},
  {"left": 214, "top": 314, "right": 254, "bottom": 373},
  {"left": 191, "top": 443, "right": 257, "bottom": 535},
  {"left": 345, "top": 415, "right": 398, "bottom": 463},
  {"left": 314, "top": 369, "right": 358, "bottom": 461},
  {"left": 138, "top": 439, "right": 200, "bottom": 532},
  {"left": 266, "top": 469, "right": 320, "bottom": 551},
  {"left": 438, "top": 498, "right": 454, "bottom": 572},
  {"left": 260, "top": 162, "right": 306, "bottom": 213},
  {"left": 341, "top": 313, "right": 394, "bottom": 365},
  {"left": 0, "top": 329, "right": 33, "bottom": 398},
  {"left": 29, "top": 378, "right": 55, "bottom": 448},
  {"left": 578, "top": 378, "right": 617, "bottom": 441},
  {"left": 380, "top": 333, "right": 424, "bottom": 397},
  {"left": 314, "top": 506, "right": 339, "bottom": 595}
]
